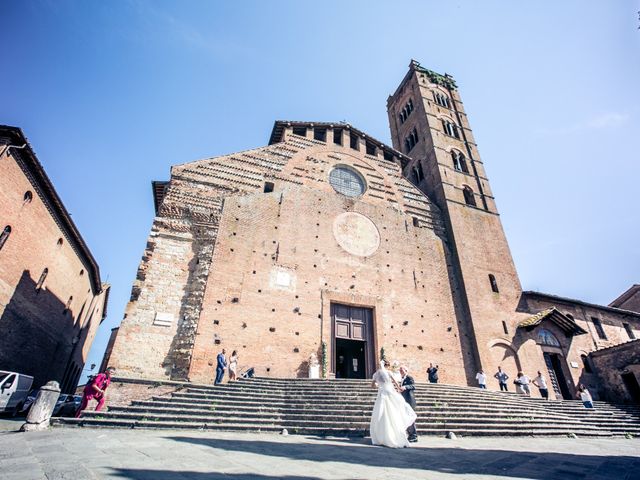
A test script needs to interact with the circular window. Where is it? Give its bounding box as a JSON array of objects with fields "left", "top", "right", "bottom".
[{"left": 329, "top": 166, "right": 366, "bottom": 197}]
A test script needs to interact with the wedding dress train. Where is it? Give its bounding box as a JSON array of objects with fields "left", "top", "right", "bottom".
[{"left": 369, "top": 364, "right": 417, "bottom": 448}]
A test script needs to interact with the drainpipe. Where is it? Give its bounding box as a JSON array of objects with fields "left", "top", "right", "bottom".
[{"left": 1, "top": 143, "right": 27, "bottom": 158}]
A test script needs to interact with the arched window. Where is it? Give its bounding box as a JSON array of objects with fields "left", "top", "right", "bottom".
[
  {"left": 537, "top": 328, "right": 561, "bottom": 347},
  {"left": 489, "top": 274, "right": 499, "bottom": 293},
  {"left": 36, "top": 268, "right": 48, "bottom": 291},
  {"left": 23, "top": 191, "right": 33, "bottom": 204},
  {"left": 581, "top": 354, "right": 593, "bottom": 373},
  {"left": 433, "top": 92, "right": 451, "bottom": 108},
  {"left": 441, "top": 119, "right": 460, "bottom": 139},
  {"left": 57, "top": 238, "right": 64, "bottom": 246},
  {"left": 451, "top": 151, "right": 469, "bottom": 173},
  {"left": 463, "top": 186, "right": 476, "bottom": 207},
  {"left": 0, "top": 226, "right": 11, "bottom": 251}
]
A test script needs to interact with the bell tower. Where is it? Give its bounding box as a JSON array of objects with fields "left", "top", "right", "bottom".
[{"left": 387, "top": 60, "right": 525, "bottom": 378}]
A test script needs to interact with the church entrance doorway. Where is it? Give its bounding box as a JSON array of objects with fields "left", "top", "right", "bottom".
[
  {"left": 544, "top": 352, "right": 572, "bottom": 399},
  {"left": 331, "top": 303, "right": 374, "bottom": 379}
]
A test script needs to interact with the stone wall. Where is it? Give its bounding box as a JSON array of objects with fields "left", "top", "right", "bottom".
[
  {"left": 0, "top": 138, "right": 106, "bottom": 391},
  {"left": 589, "top": 340, "right": 640, "bottom": 403}
]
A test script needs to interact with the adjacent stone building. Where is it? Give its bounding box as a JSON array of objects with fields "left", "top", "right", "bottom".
[
  {"left": 0, "top": 126, "right": 109, "bottom": 392},
  {"left": 105, "top": 61, "right": 640, "bottom": 402}
]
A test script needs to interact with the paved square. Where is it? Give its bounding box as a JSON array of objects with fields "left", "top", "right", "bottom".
[{"left": 0, "top": 426, "right": 638, "bottom": 479}]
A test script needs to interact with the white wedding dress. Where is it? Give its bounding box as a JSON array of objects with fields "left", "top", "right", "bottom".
[{"left": 369, "top": 365, "right": 418, "bottom": 448}]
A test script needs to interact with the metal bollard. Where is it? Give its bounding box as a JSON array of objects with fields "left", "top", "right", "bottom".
[{"left": 20, "top": 381, "right": 61, "bottom": 432}]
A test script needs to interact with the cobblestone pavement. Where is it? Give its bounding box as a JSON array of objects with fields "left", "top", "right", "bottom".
[{"left": 0, "top": 427, "right": 638, "bottom": 480}]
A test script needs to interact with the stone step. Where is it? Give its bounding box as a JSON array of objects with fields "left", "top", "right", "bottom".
[
  {"left": 60, "top": 377, "right": 640, "bottom": 438},
  {"left": 52, "top": 417, "right": 618, "bottom": 437},
  {"left": 127, "top": 401, "right": 577, "bottom": 419},
  {"left": 107, "top": 406, "right": 597, "bottom": 425},
  {"left": 73, "top": 411, "right": 610, "bottom": 431}
]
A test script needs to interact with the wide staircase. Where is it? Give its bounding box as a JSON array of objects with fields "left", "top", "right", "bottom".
[{"left": 54, "top": 377, "right": 640, "bottom": 437}]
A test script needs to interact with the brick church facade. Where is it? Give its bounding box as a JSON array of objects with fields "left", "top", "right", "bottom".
[{"left": 106, "top": 61, "right": 640, "bottom": 402}]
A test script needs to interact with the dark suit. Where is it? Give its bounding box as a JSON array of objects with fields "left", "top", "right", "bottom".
[
  {"left": 215, "top": 353, "right": 227, "bottom": 385},
  {"left": 401, "top": 375, "right": 418, "bottom": 439}
]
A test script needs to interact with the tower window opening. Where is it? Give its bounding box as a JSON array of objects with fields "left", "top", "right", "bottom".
[
  {"left": 383, "top": 150, "right": 393, "bottom": 161},
  {"left": 489, "top": 274, "right": 499, "bottom": 293},
  {"left": 36, "top": 268, "right": 48, "bottom": 292},
  {"left": 623, "top": 323, "right": 636, "bottom": 340},
  {"left": 463, "top": 186, "right": 477, "bottom": 207},
  {"left": 333, "top": 129, "right": 343, "bottom": 146},
  {"left": 365, "top": 141, "right": 377, "bottom": 156},
  {"left": 412, "top": 217, "right": 420, "bottom": 227},
  {"left": 414, "top": 162, "right": 424, "bottom": 182},
  {"left": 591, "top": 317, "right": 607, "bottom": 340},
  {"left": 405, "top": 128, "right": 419, "bottom": 153},
  {"left": 502, "top": 321, "right": 509, "bottom": 335},
  {"left": 434, "top": 92, "right": 451, "bottom": 108},
  {"left": 399, "top": 98, "right": 415, "bottom": 124},
  {"left": 292, "top": 126, "right": 307, "bottom": 137},
  {"left": 0, "top": 226, "right": 11, "bottom": 251},
  {"left": 451, "top": 150, "right": 469, "bottom": 173},
  {"left": 442, "top": 119, "right": 460, "bottom": 139},
  {"left": 349, "top": 132, "right": 359, "bottom": 150},
  {"left": 314, "top": 128, "right": 327, "bottom": 142},
  {"left": 23, "top": 191, "right": 33, "bottom": 204},
  {"left": 263, "top": 182, "right": 274, "bottom": 193}
]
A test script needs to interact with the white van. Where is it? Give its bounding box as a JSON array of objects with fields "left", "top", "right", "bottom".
[{"left": 0, "top": 371, "right": 34, "bottom": 414}]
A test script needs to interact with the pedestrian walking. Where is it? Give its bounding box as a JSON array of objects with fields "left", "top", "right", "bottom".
[
  {"left": 75, "top": 367, "right": 115, "bottom": 418},
  {"left": 494, "top": 366, "right": 509, "bottom": 392}
]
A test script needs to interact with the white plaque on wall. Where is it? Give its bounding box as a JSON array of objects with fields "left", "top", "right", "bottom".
[{"left": 153, "top": 312, "right": 174, "bottom": 327}]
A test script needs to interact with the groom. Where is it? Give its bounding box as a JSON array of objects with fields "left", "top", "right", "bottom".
[{"left": 399, "top": 365, "right": 418, "bottom": 442}]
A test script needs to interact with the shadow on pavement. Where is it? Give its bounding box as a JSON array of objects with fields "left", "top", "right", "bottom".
[
  {"left": 151, "top": 436, "right": 639, "bottom": 479},
  {"left": 113, "top": 472, "right": 325, "bottom": 480}
]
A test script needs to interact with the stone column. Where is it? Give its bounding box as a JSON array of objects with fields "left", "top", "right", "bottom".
[{"left": 20, "top": 381, "right": 61, "bottom": 432}]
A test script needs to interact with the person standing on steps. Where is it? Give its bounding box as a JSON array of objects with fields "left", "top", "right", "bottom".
[
  {"left": 475, "top": 369, "right": 487, "bottom": 389},
  {"left": 228, "top": 350, "right": 239, "bottom": 382},
  {"left": 578, "top": 384, "right": 595, "bottom": 409},
  {"left": 426, "top": 363, "right": 439, "bottom": 384},
  {"left": 75, "top": 367, "right": 115, "bottom": 418},
  {"left": 494, "top": 366, "right": 509, "bottom": 392},
  {"left": 514, "top": 371, "right": 531, "bottom": 395},
  {"left": 215, "top": 349, "right": 227, "bottom": 385},
  {"left": 399, "top": 365, "right": 418, "bottom": 443},
  {"left": 532, "top": 371, "right": 549, "bottom": 399}
]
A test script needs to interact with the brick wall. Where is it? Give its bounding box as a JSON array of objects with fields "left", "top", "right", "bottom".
[{"left": 0, "top": 141, "right": 106, "bottom": 390}]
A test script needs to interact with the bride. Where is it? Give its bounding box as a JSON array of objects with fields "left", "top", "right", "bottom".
[{"left": 369, "top": 360, "right": 417, "bottom": 448}]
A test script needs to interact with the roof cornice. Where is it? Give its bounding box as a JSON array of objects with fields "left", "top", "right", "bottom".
[{"left": 0, "top": 125, "right": 102, "bottom": 294}]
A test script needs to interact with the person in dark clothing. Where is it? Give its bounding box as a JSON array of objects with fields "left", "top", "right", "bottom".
[
  {"left": 399, "top": 365, "right": 418, "bottom": 442},
  {"left": 215, "top": 349, "right": 227, "bottom": 385},
  {"left": 426, "top": 363, "right": 439, "bottom": 383}
]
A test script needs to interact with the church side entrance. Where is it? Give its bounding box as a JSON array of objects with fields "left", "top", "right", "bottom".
[
  {"left": 331, "top": 303, "right": 374, "bottom": 379},
  {"left": 543, "top": 352, "right": 572, "bottom": 399}
]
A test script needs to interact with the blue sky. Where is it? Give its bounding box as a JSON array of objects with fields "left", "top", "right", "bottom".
[{"left": 3, "top": 1, "right": 639, "bottom": 382}]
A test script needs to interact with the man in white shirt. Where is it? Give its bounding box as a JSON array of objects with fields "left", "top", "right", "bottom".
[
  {"left": 475, "top": 369, "right": 487, "bottom": 389},
  {"left": 532, "top": 371, "right": 549, "bottom": 399}
]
